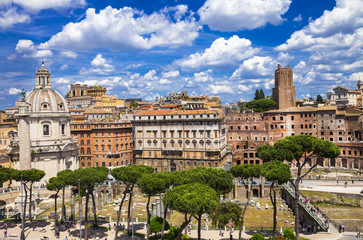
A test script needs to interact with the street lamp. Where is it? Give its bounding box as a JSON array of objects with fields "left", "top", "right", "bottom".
[
  {"left": 20, "top": 175, "right": 25, "bottom": 240},
  {"left": 131, "top": 190, "right": 134, "bottom": 240},
  {"left": 78, "top": 179, "right": 82, "bottom": 240}
]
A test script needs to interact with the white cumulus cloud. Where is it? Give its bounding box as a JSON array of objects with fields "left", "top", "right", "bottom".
[
  {"left": 175, "top": 35, "right": 259, "bottom": 70},
  {"left": 159, "top": 79, "right": 171, "bottom": 85},
  {"left": 39, "top": 5, "right": 201, "bottom": 51},
  {"left": 276, "top": 0, "right": 363, "bottom": 52},
  {"left": 13, "top": 39, "right": 53, "bottom": 58},
  {"left": 293, "top": 14, "right": 302, "bottom": 22},
  {"left": 54, "top": 77, "right": 70, "bottom": 84},
  {"left": 231, "top": 56, "right": 276, "bottom": 80},
  {"left": 8, "top": 87, "right": 21, "bottom": 95},
  {"left": 0, "top": 7, "right": 30, "bottom": 28},
  {"left": 61, "top": 50, "right": 78, "bottom": 58},
  {"left": 80, "top": 54, "right": 114, "bottom": 75},
  {"left": 208, "top": 84, "right": 234, "bottom": 94},
  {"left": 162, "top": 70, "right": 180, "bottom": 78},
  {"left": 0, "top": 0, "right": 86, "bottom": 13},
  {"left": 198, "top": 0, "right": 291, "bottom": 31}
]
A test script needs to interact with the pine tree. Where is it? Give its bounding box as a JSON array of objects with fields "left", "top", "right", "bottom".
[
  {"left": 259, "top": 89, "right": 265, "bottom": 99},
  {"left": 254, "top": 90, "right": 261, "bottom": 100}
]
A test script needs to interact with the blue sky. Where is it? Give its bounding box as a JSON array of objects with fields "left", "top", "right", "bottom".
[{"left": 0, "top": 0, "right": 362, "bottom": 108}]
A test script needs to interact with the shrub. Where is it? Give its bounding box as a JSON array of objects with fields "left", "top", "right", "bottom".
[
  {"left": 168, "top": 226, "right": 179, "bottom": 239},
  {"left": 251, "top": 233, "right": 265, "bottom": 240},
  {"left": 283, "top": 228, "right": 295, "bottom": 240},
  {"left": 181, "top": 234, "right": 190, "bottom": 240},
  {"left": 150, "top": 216, "right": 170, "bottom": 234}
]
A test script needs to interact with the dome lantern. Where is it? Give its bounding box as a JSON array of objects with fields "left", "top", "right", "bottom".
[{"left": 36, "top": 61, "right": 51, "bottom": 89}]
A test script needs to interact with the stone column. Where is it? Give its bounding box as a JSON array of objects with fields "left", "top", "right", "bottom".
[
  {"left": 16, "top": 101, "right": 31, "bottom": 170},
  {"left": 98, "top": 185, "right": 102, "bottom": 211}
]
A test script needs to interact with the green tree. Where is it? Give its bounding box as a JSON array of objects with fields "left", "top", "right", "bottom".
[
  {"left": 254, "top": 90, "right": 261, "bottom": 100},
  {"left": 163, "top": 183, "right": 219, "bottom": 240},
  {"left": 57, "top": 169, "right": 73, "bottom": 221},
  {"left": 283, "top": 228, "right": 295, "bottom": 240},
  {"left": 46, "top": 176, "right": 64, "bottom": 235},
  {"left": 150, "top": 216, "right": 170, "bottom": 237},
  {"left": 172, "top": 167, "right": 233, "bottom": 239},
  {"left": 316, "top": 94, "right": 324, "bottom": 104},
  {"left": 138, "top": 172, "right": 172, "bottom": 240},
  {"left": 13, "top": 169, "right": 45, "bottom": 222},
  {"left": 0, "top": 168, "right": 13, "bottom": 185},
  {"left": 230, "top": 164, "right": 261, "bottom": 240},
  {"left": 259, "top": 89, "right": 265, "bottom": 99},
  {"left": 66, "top": 167, "right": 108, "bottom": 240},
  {"left": 130, "top": 101, "right": 139, "bottom": 109},
  {"left": 251, "top": 233, "right": 265, "bottom": 240},
  {"left": 210, "top": 202, "right": 242, "bottom": 229},
  {"left": 258, "top": 135, "right": 340, "bottom": 240},
  {"left": 261, "top": 161, "right": 291, "bottom": 240},
  {"left": 172, "top": 167, "right": 233, "bottom": 195},
  {"left": 245, "top": 99, "right": 277, "bottom": 112},
  {"left": 111, "top": 164, "right": 154, "bottom": 239}
]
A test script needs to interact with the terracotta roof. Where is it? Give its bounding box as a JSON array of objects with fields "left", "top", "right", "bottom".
[
  {"left": 134, "top": 109, "right": 218, "bottom": 116},
  {"left": 348, "top": 90, "right": 361, "bottom": 93},
  {"left": 315, "top": 106, "right": 338, "bottom": 111},
  {"left": 5, "top": 106, "right": 18, "bottom": 110},
  {"left": 160, "top": 104, "right": 178, "bottom": 108},
  {"left": 345, "top": 113, "right": 363, "bottom": 117},
  {"left": 267, "top": 106, "right": 317, "bottom": 113},
  {"left": 84, "top": 109, "right": 111, "bottom": 114},
  {"left": 71, "top": 115, "right": 86, "bottom": 118}
]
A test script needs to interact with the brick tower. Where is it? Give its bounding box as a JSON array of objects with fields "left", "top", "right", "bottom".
[{"left": 272, "top": 64, "right": 296, "bottom": 109}]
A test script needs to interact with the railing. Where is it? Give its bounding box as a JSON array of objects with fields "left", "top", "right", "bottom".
[{"left": 282, "top": 183, "right": 328, "bottom": 232}]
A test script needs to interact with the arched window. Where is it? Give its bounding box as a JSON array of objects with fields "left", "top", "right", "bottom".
[
  {"left": 87, "top": 162, "right": 91, "bottom": 166},
  {"left": 87, "top": 148, "right": 91, "bottom": 154},
  {"left": 81, "top": 162, "right": 85, "bottom": 167},
  {"left": 61, "top": 124, "right": 65, "bottom": 135},
  {"left": 43, "top": 125, "right": 50, "bottom": 135},
  {"left": 80, "top": 148, "right": 84, "bottom": 154}
]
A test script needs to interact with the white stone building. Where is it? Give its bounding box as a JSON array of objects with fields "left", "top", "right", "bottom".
[
  {"left": 7, "top": 62, "right": 79, "bottom": 182},
  {"left": 132, "top": 109, "right": 229, "bottom": 172},
  {"left": 327, "top": 85, "right": 361, "bottom": 107}
]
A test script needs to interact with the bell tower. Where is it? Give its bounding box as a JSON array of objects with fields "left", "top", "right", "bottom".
[
  {"left": 36, "top": 61, "right": 51, "bottom": 88},
  {"left": 272, "top": 64, "right": 296, "bottom": 109}
]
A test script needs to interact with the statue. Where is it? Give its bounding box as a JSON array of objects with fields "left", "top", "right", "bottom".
[{"left": 20, "top": 89, "right": 26, "bottom": 101}]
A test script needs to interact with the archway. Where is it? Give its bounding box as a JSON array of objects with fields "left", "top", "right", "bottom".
[
  {"left": 317, "top": 156, "right": 324, "bottom": 167},
  {"left": 170, "top": 162, "right": 177, "bottom": 172},
  {"left": 253, "top": 189, "right": 259, "bottom": 198},
  {"left": 330, "top": 158, "right": 336, "bottom": 167},
  {"left": 353, "top": 159, "right": 359, "bottom": 169},
  {"left": 342, "top": 158, "right": 348, "bottom": 168}
]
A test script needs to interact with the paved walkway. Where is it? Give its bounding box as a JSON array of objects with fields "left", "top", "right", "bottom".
[
  {"left": 0, "top": 221, "right": 348, "bottom": 240},
  {"left": 299, "top": 179, "right": 363, "bottom": 195}
]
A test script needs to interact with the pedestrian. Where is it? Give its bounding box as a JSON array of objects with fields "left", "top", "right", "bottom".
[
  {"left": 342, "top": 225, "right": 345, "bottom": 233},
  {"left": 108, "top": 223, "right": 111, "bottom": 230},
  {"left": 352, "top": 180, "right": 354, "bottom": 184},
  {"left": 230, "top": 228, "right": 233, "bottom": 240},
  {"left": 344, "top": 181, "right": 348, "bottom": 188},
  {"left": 4, "top": 230, "right": 7, "bottom": 238},
  {"left": 339, "top": 225, "right": 342, "bottom": 233},
  {"left": 356, "top": 229, "right": 360, "bottom": 238}
]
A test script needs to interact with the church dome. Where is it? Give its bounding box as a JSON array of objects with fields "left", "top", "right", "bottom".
[
  {"left": 26, "top": 88, "right": 68, "bottom": 113},
  {"left": 26, "top": 61, "right": 69, "bottom": 113}
]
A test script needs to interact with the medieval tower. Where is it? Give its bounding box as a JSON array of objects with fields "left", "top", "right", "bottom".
[{"left": 272, "top": 64, "right": 296, "bottom": 109}]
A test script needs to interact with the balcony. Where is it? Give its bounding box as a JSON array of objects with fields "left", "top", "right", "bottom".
[
  {"left": 134, "top": 150, "right": 143, "bottom": 155},
  {"left": 206, "top": 151, "right": 220, "bottom": 157},
  {"left": 162, "top": 150, "right": 183, "bottom": 156}
]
